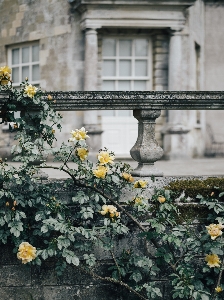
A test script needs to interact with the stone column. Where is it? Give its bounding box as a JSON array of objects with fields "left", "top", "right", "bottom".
[
  {"left": 83, "top": 29, "right": 102, "bottom": 158},
  {"left": 163, "top": 28, "right": 190, "bottom": 159},
  {"left": 130, "top": 110, "right": 164, "bottom": 177}
]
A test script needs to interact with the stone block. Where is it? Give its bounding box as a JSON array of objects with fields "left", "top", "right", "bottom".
[
  {"left": 42, "top": 284, "right": 122, "bottom": 300},
  {"left": 154, "top": 47, "right": 168, "bottom": 54},
  {"left": 154, "top": 77, "right": 168, "bottom": 85},
  {"left": 154, "top": 61, "right": 168, "bottom": 69},
  {"left": 154, "top": 69, "right": 167, "bottom": 78},
  {"left": 0, "top": 287, "right": 44, "bottom": 300},
  {"left": 0, "top": 265, "right": 31, "bottom": 287},
  {"left": 154, "top": 53, "right": 168, "bottom": 64}
]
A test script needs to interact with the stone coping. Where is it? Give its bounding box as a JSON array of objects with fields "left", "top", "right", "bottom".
[{"left": 1, "top": 91, "right": 224, "bottom": 110}]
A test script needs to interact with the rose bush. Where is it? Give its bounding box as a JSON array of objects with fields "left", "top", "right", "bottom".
[{"left": 0, "top": 67, "right": 224, "bottom": 299}]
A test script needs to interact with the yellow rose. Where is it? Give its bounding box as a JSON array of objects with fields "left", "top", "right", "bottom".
[
  {"left": 69, "top": 127, "right": 89, "bottom": 142},
  {"left": 122, "top": 172, "right": 134, "bottom": 183},
  {"left": 24, "top": 84, "right": 38, "bottom": 98},
  {"left": 158, "top": 196, "right": 166, "bottom": 203},
  {"left": 98, "top": 151, "right": 115, "bottom": 165},
  {"left": 47, "top": 94, "right": 53, "bottom": 100},
  {"left": 215, "top": 286, "right": 222, "bottom": 293},
  {"left": 205, "top": 223, "right": 224, "bottom": 240},
  {"left": 99, "top": 205, "right": 109, "bottom": 215},
  {"left": 17, "top": 242, "right": 37, "bottom": 264},
  {"left": 99, "top": 205, "right": 120, "bottom": 219},
  {"left": 107, "top": 205, "right": 117, "bottom": 214},
  {"left": 0, "top": 79, "right": 9, "bottom": 85},
  {"left": 205, "top": 254, "right": 221, "bottom": 268},
  {"left": 134, "top": 180, "right": 147, "bottom": 189},
  {"left": 0, "top": 66, "right": 11, "bottom": 78},
  {"left": 93, "top": 165, "right": 108, "bottom": 179},
  {"left": 77, "top": 148, "right": 88, "bottom": 161},
  {"left": 132, "top": 197, "right": 143, "bottom": 205}
]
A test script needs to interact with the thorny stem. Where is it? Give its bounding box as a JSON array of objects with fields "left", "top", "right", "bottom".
[
  {"left": 40, "top": 165, "right": 147, "bottom": 233},
  {"left": 77, "top": 265, "right": 148, "bottom": 300},
  {"left": 96, "top": 234, "right": 122, "bottom": 281},
  {"left": 211, "top": 256, "right": 224, "bottom": 300}
]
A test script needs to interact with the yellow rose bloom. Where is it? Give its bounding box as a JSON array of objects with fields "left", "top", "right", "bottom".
[
  {"left": 132, "top": 197, "right": 143, "bottom": 205},
  {"left": 122, "top": 172, "right": 134, "bottom": 183},
  {"left": 98, "top": 151, "right": 115, "bottom": 165},
  {"left": 17, "top": 242, "right": 37, "bottom": 264},
  {"left": 47, "top": 94, "right": 53, "bottom": 100},
  {"left": 205, "top": 223, "right": 224, "bottom": 240},
  {"left": 134, "top": 180, "right": 147, "bottom": 189},
  {"left": 99, "top": 205, "right": 120, "bottom": 219},
  {"left": 99, "top": 204, "right": 109, "bottom": 215},
  {"left": 215, "top": 286, "right": 222, "bottom": 293},
  {"left": 158, "top": 196, "right": 166, "bottom": 203},
  {"left": 205, "top": 254, "right": 221, "bottom": 268},
  {"left": 93, "top": 165, "right": 108, "bottom": 179},
  {"left": 0, "top": 65, "right": 11, "bottom": 77},
  {"left": 77, "top": 148, "right": 88, "bottom": 161},
  {"left": 24, "top": 84, "right": 38, "bottom": 98},
  {"left": 0, "top": 66, "right": 11, "bottom": 85},
  {"left": 69, "top": 127, "right": 89, "bottom": 142}
]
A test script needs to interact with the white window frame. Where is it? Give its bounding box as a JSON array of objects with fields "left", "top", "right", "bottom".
[
  {"left": 101, "top": 36, "right": 152, "bottom": 117},
  {"left": 7, "top": 42, "right": 40, "bottom": 87},
  {"left": 102, "top": 36, "right": 152, "bottom": 91}
]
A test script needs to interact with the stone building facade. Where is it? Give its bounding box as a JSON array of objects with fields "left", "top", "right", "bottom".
[{"left": 0, "top": 0, "right": 224, "bottom": 160}]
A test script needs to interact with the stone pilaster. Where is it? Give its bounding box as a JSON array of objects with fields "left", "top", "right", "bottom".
[
  {"left": 83, "top": 28, "right": 102, "bottom": 157},
  {"left": 163, "top": 29, "right": 190, "bottom": 160}
]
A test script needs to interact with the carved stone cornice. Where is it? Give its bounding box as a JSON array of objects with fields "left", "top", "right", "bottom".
[
  {"left": 1, "top": 91, "right": 224, "bottom": 111},
  {"left": 70, "top": 0, "right": 197, "bottom": 30},
  {"left": 71, "top": 0, "right": 196, "bottom": 8}
]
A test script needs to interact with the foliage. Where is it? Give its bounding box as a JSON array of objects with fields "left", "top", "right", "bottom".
[{"left": 0, "top": 70, "right": 224, "bottom": 300}]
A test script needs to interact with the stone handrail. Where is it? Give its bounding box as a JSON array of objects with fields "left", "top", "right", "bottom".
[{"left": 1, "top": 90, "right": 224, "bottom": 177}]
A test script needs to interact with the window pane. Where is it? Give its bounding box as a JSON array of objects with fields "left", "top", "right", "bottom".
[
  {"left": 32, "top": 65, "right": 40, "bottom": 81},
  {"left": 101, "top": 110, "right": 115, "bottom": 117},
  {"left": 12, "top": 48, "right": 19, "bottom": 65},
  {"left": 12, "top": 67, "right": 19, "bottom": 83},
  {"left": 119, "top": 40, "right": 132, "bottom": 56},
  {"left": 135, "top": 39, "right": 148, "bottom": 56},
  {"left": 103, "top": 60, "right": 116, "bottom": 76},
  {"left": 32, "top": 45, "right": 39, "bottom": 62},
  {"left": 119, "top": 60, "right": 131, "bottom": 77},
  {"left": 118, "top": 81, "right": 130, "bottom": 91},
  {"left": 22, "top": 66, "right": 29, "bottom": 81},
  {"left": 102, "top": 80, "right": 115, "bottom": 91},
  {"left": 117, "top": 110, "right": 130, "bottom": 117},
  {"left": 135, "top": 60, "right": 147, "bottom": 76},
  {"left": 102, "top": 39, "right": 116, "bottom": 57},
  {"left": 134, "top": 81, "right": 146, "bottom": 91},
  {"left": 22, "top": 47, "right": 29, "bottom": 63}
]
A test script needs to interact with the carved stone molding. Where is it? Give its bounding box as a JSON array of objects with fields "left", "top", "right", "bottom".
[
  {"left": 70, "top": 0, "right": 196, "bottom": 30},
  {"left": 1, "top": 91, "right": 224, "bottom": 111}
]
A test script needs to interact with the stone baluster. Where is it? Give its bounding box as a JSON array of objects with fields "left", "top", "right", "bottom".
[
  {"left": 130, "top": 110, "right": 164, "bottom": 177},
  {"left": 83, "top": 28, "right": 102, "bottom": 157}
]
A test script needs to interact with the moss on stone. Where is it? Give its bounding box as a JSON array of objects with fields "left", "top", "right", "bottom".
[{"left": 164, "top": 177, "right": 224, "bottom": 200}]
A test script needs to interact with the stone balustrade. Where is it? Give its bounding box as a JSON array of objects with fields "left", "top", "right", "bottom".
[{"left": 1, "top": 91, "right": 224, "bottom": 176}]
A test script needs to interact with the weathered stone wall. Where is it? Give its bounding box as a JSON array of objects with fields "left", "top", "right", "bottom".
[
  {"left": 0, "top": 0, "right": 85, "bottom": 152},
  {"left": 0, "top": 175, "right": 220, "bottom": 300}
]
